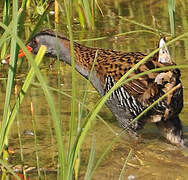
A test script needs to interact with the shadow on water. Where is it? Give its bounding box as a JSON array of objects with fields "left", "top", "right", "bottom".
[{"left": 0, "top": 0, "right": 188, "bottom": 179}]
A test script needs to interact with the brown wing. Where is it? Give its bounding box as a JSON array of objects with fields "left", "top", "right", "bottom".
[
  {"left": 124, "top": 76, "right": 158, "bottom": 107},
  {"left": 121, "top": 59, "right": 162, "bottom": 107}
]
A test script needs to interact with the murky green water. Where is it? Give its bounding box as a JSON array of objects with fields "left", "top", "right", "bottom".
[{"left": 1, "top": 0, "right": 188, "bottom": 179}]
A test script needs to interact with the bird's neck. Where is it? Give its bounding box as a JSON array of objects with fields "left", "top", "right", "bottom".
[{"left": 46, "top": 35, "right": 96, "bottom": 78}]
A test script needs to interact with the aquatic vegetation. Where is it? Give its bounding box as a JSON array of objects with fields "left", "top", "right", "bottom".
[{"left": 0, "top": 0, "right": 188, "bottom": 179}]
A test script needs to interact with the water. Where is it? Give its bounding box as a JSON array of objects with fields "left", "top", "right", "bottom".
[{"left": 1, "top": 0, "right": 188, "bottom": 179}]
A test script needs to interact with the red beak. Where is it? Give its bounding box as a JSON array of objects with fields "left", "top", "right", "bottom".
[{"left": 2, "top": 45, "right": 33, "bottom": 64}]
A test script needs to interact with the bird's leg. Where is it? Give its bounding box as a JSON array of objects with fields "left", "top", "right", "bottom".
[
  {"left": 155, "top": 116, "right": 186, "bottom": 147},
  {"left": 118, "top": 118, "right": 141, "bottom": 139}
]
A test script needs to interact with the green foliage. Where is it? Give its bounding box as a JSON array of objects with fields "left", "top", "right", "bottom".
[
  {"left": 118, "top": 149, "right": 133, "bottom": 180},
  {"left": 168, "top": 0, "right": 176, "bottom": 37},
  {"left": 0, "top": 0, "right": 187, "bottom": 179},
  {"left": 77, "top": 0, "right": 95, "bottom": 29}
]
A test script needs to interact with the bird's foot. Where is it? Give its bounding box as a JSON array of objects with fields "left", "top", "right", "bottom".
[{"left": 121, "top": 127, "right": 140, "bottom": 140}]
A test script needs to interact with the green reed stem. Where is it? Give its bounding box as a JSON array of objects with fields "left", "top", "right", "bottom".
[
  {"left": 27, "top": 0, "right": 53, "bottom": 42},
  {"left": 0, "top": 44, "right": 46, "bottom": 155},
  {"left": 16, "top": 102, "right": 27, "bottom": 180},
  {"left": 78, "top": 30, "right": 160, "bottom": 42},
  {"left": 91, "top": 131, "right": 123, "bottom": 177},
  {"left": 2, "top": 0, "right": 10, "bottom": 26},
  {"left": 61, "top": 1, "right": 76, "bottom": 179},
  {"left": 168, "top": 0, "right": 176, "bottom": 37},
  {"left": 31, "top": 102, "right": 41, "bottom": 178},
  {"left": 118, "top": 149, "right": 133, "bottom": 180},
  {"left": 84, "top": 135, "right": 96, "bottom": 180},
  {"left": 79, "top": 50, "right": 98, "bottom": 123},
  {"left": 1, "top": 0, "right": 18, "bottom": 158},
  {"left": 0, "top": 159, "right": 20, "bottom": 180},
  {"left": 118, "top": 15, "right": 171, "bottom": 36},
  {"left": 16, "top": 125, "right": 27, "bottom": 179}
]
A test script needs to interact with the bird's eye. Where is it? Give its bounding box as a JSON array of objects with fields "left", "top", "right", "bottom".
[{"left": 33, "top": 38, "right": 38, "bottom": 44}]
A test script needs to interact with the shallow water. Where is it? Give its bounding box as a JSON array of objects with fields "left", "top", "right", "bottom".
[{"left": 1, "top": 0, "right": 188, "bottom": 179}]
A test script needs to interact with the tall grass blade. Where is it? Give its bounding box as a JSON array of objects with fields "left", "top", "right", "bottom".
[
  {"left": 118, "top": 16, "right": 171, "bottom": 36},
  {"left": 0, "top": 45, "right": 46, "bottom": 154},
  {"left": 118, "top": 149, "right": 133, "bottom": 180},
  {"left": 91, "top": 131, "right": 123, "bottom": 178},
  {"left": 168, "top": 0, "right": 175, "bottom": 37},
  {"left": 27, "top": 0, "right": 54, "bottom": 42},
  {"left": 79, "top": 50, "right": 98, "bottom": 122},
  {"left": 15, "top": 85, "right": 27, "bottom": 180},
  {"left": 81, "top": 0, "right": 93, "bottom": 29},
  {"left": 55, "top": 0, "right": 59, "bottom": 23},
  {"left": 77, "top": 1, "right": 85, "bottom": 28},
  {"left": 18, "top": 0, "right": 27, "bottom": 36},
  {"left": 59, "top": 1, "right": 77, "bottom": 178},
  {"left": 0, "top": 30, "right": 65, "bottom": 177},
  {"left": 31, "top": 102, "right": 41, "bottom": 178},
  {"left": 16, "top": 37, "right": 65, "bottom": 180},
  {"left": 1, "top": 0, "right": 18, "bottom": 157},
  {"left": 2, "top": 0, "right": 10, "bottom": 26},
  {"left": 78, "top": 30, "right": 160, "bottom": 43},
  {"left": 84, "top": 136, "right": 96, "bottom": 180},
  {"left": 0, "top": 159, "right": 20, "bottom": 180},
  {"left": 74, "top": 105, "right": 82, "bottom": 180}
]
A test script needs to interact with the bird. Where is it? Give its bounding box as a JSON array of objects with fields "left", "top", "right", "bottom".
[{"left": 8, "top": 30, "right": 186, "bottom": 147}]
